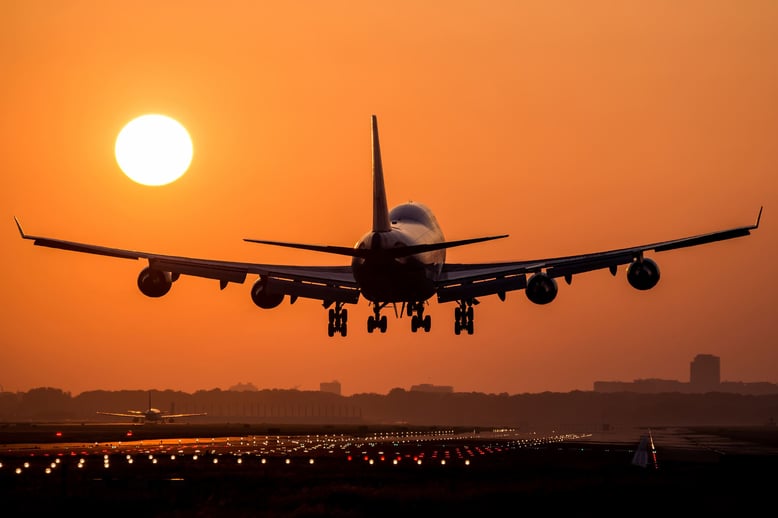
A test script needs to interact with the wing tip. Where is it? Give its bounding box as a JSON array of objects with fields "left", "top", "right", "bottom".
[
  {"left": 755, "top": 206, "right": 763, "bottom": 229},
  {"left": 13, "top": 216, "right": 26, "bottom": 238}
]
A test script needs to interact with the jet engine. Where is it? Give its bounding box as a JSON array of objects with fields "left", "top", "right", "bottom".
[
  {"left": 251, "top": 277, "right": 284, "bottom": 309},
  {"left": 526, "top": 272, "right": 558, "bottom": 305},
  {"left": 137, "top": 267, "right": 174, "bottom": 298},
  {"left": 626, "top": 258, "right": 660, "bottom": 290}
]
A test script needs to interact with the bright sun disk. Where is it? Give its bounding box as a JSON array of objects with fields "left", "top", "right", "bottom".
[{"left": 115, "top": 114, "right": 193, "bottom": 186}]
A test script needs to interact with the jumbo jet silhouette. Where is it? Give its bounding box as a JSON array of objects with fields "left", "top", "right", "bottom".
[{"left": 15, "top": 115, "right": 761, "bottom": 336}]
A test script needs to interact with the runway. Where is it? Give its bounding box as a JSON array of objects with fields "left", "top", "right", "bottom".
[{"left": 2, "top": 422, "right": 776, "bottom": 516}]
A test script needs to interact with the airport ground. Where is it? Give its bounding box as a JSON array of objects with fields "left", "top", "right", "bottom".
[{"left": 1, "top": 422, "right": 776, "bottom": 517}]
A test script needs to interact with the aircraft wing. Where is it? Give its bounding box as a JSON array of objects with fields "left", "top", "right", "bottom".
[
  {"left": 162, "top": 412, "right": 207, "bottom": 419},
  {"left": 436, "top": 207, "right": 762, "bottom": 303},
  {"left": 96, "top": 411, "right": 144, "bottom": 418},
  {"left": 14, "top": 217, "right": 360, "bottom": 304}
]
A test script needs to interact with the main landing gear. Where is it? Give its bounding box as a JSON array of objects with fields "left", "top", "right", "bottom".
[
  {"left": 367, "top": 302, "right": 388, "bottom": 333},
  {"left": 454, "top": 299, "right": 476, "bottom": 335},
  {"left": 327, "top": 302, "right": 348, "bottom": 337},
  {"left": 408, "top": 301, "right": 431, "bottom": 333}
]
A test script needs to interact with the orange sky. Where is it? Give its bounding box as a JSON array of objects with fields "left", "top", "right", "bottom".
[{"left": 2, "top": 1, "right": 776, "bottom": 396}]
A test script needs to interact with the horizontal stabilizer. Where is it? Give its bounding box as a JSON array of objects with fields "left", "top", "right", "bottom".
[{"left": 243, "top": 234, "right": 509, "bottom": 259}]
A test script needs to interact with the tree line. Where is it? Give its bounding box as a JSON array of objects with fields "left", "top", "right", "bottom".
[{"left": 1, "top": 387, "right": 777, "bottom": 428}]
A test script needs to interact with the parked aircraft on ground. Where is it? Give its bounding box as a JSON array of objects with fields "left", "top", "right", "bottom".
[{"left": 15, "top": 115, "right": 762, "bottom": 336}]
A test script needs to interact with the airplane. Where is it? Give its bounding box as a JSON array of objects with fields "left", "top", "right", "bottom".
[
  {"left": 15, "top": 115, "right": 762, "bottom": 337},
  {"left": 96, "top": 391, "right": 206, "bottom": 424},
  {"left": 631, "top": 429, "right": 658, "bottom": 469}
]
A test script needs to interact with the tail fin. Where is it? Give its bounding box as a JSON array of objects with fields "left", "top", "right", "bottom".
[{"left": 372, "top": 115, "right": 391, "bottom": 233}]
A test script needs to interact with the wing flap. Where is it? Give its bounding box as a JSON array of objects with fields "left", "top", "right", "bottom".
[
  {"left": 437, "top": 275, "right": 527, "bottom": 303},
  {"left": 440, "top": 262, "right": 539, "bottom": 283},
  {"left": 265, "top": 277, "right": 360, "bottom": 304},
  {"left": 151, "top": 257, "right": 248, "bottom": 283},
  {"left": 546, "top": 251, "right": 635, "bottom": 279}
]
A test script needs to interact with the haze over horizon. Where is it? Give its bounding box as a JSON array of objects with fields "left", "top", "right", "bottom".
[{"left": 2, "top": 1, "right": 776, "bottom": 396}]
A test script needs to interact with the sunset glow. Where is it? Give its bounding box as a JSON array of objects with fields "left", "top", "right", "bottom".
[{"left": 1, "top": 1, "right": 775, "bottom": 397}]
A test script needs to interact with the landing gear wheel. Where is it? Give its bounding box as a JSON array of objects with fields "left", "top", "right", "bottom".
[
  {"left": 367, "top": 303, "right": 389, "bottom": 334},
  {"left": 454, "top": 300, "right": 475, "bottom": 336},
  {"left": 409, "top": 301, "right": 431, "bottom": 333},
  {"left": 327, "top": 302, "right": 348, "bottom": 337}
]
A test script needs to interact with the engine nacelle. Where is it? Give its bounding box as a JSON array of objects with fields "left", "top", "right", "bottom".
[
  {"left": 137, "top": 267, "right": 173, "bottom": 298},
  {"left": 251, "top": 277, "right": 284, "bottom": 309},
  {"left": 626, "top": 258, "right": 660, "bottom": 291},
  {"left": 526, "top": 273, "right": 558, "bottom": 305}
]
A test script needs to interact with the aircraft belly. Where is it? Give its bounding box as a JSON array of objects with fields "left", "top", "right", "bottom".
[{"left": 353, "top": 259, "right": 437, "bottom": 302}]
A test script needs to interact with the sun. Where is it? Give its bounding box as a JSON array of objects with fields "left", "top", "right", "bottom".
[{"left": 115, "top": 114, "right": 193, "bottom": 186}]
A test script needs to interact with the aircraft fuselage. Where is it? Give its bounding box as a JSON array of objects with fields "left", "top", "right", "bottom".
[{"left": 352, "top": 202, "right": 445, "bottom": 303}]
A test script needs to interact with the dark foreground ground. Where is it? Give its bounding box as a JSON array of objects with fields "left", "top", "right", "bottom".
[{"left": 1, "top": 422, "right": 776, "bottom": 517}]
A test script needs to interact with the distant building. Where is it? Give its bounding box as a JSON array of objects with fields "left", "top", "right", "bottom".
[
  {"left": 320, "top": 381, "right": 341, "bottom": 395},
  {"left": 410, "top": 384, "right": 453, "bottom": 393},
  {"left": 690, "top": 354, "right": 720, "bottom": 392},
  {"left": 594, "top": 354, "right": 778, "bottom": 395}
]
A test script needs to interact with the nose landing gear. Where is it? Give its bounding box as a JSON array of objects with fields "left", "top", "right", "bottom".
[
  {"left": 367, "top": 302, "right": 388, "bottom": 333},
  {"left": 409, "top": 301, "right": 431, "bottom": 333}
]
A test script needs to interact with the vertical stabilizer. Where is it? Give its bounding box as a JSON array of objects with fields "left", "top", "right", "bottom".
[
  {"left": 371, "top": 115, "right": 391, "bottom": 232},
  {"left": 631, "top": 429, "right": 659, "bottom": 469}
]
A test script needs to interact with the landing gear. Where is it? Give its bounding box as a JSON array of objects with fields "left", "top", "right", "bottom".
[
  {"left": 454, "top": 299, "right": 475, "bottom": 335},
  {"left": 409, "top": 301, "right": 431, "bottom": 333},
  {"left": 367, "top": 303, "right": 388, "bottom": 333},
  {"left": 327, "top": 302, "right": 348, "bottom": 337}
]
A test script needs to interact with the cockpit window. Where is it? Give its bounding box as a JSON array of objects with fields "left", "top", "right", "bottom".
[{"left": 389, "top": 203, "right": 434, "bottom": 225}]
